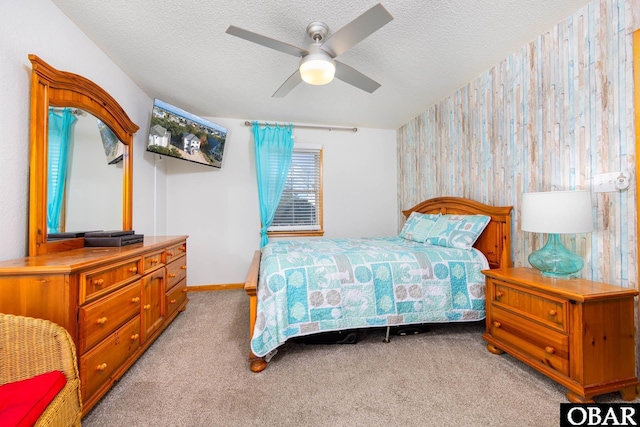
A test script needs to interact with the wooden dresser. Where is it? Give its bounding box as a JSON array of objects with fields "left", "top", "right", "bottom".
[
  {"left": 0, "top": 236, "right": 189, "bottom": 415},
  {"left": 482, "top": 267, "right": 638, "bottom": 402}
]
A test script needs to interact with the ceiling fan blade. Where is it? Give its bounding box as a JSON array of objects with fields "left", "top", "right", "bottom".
[
  {"left": 321, "top": 3, "right": 393, "bottom": 57},
  {"left": 272, "top": 69, "right": 303, "bottom": 98},
  {"left": 334, "top": 61, "right": 381, "bottom": 93},
  {"left": 226, "top": 26, "right": 308, "bottom": 57}
]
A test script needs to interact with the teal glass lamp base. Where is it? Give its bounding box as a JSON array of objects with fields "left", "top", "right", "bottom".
[{"left": 528, "top": 233, "right": 584, "bottom": 279}]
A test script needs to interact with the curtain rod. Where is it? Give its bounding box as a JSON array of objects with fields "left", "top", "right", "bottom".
[
  {"left": 49, "top": 107, "right": 87, "bottom": 116},
  {"left": 244, "top": 121, "right": 357, "bottom": 132}
]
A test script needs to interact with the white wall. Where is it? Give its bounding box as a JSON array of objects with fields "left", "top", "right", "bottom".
[
  {"left": 164, "top": 120, "right": 397, "bottom": 285},
  {"left": 0, "top": 0, "right": 160, "bottom": 261},
  {"left": 0, "top": 0, "right": 398, "bottom": 287}
]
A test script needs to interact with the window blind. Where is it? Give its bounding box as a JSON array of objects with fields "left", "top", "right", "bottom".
[{"left": 269, "top": 149, "right": 321, "bottom": 231}]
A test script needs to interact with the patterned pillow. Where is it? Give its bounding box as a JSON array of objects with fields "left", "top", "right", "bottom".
[
  {"left": 425, "top": 214, "right": 491, "bottom": 250},
  {"left": 399, "top": 212, "right": 440, "bottom": 243}
]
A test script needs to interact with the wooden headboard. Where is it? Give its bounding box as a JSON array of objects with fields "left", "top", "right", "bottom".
[{"left": 402, "top": 197, "right": 513, "bottom": 269}]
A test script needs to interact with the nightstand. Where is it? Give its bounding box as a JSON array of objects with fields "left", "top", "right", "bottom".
[{"left": 482, "top": 267, "right": 638, "bottom": 403}]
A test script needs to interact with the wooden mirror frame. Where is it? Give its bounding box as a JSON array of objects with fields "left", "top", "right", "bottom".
[
  {"left": 28, "top": 55, "right": 139, "bottom": 256},
  {"left": 635, "top": 30, "right": 640, "bottom": 290}
]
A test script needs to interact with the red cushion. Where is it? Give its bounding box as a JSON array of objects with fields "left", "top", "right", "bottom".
[{"left": 0, "top": 371, "right": 67, "bottom": 427}]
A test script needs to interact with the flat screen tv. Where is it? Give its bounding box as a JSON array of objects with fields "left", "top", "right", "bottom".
[{"left": 146, "top": 99, "right": 228, "bottom": 168}]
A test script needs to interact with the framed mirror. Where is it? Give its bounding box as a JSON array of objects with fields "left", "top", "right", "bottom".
[{"left": 28, "top": 55, "right": 139, "bottom": 256}]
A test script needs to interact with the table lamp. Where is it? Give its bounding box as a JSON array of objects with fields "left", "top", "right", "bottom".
[{"left": 521, "top": 190, "right": 593, "bottom": 278}]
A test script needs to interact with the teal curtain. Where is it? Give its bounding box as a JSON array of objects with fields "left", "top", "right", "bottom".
[
  {"left": 252, "top": 122, "right": 294, "bottom": 247},
  {"left": 47, "top": 108, "right": 77, "bottom": 233}
]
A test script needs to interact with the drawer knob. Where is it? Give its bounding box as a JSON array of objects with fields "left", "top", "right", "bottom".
[
  {"left": 168, "top": 273, "right": 176, "bottom": 278},
  {"left": 548, "top": 309, "right": 557, "bottom": 316},
  {"left": 169, "top": 299, "right": 177, "bottom": 304},
  {"left": 545, "top": 346, "right": 555, "bottom": 354},
  {"left": 180, "top": 265, "right": 187, "bottom": 270},
  {"left": 93, "top": 278, "right": 105, "bottom": 286},
  {"left": 144, "top": 304, "right": 151, "bottom": 310},
  {"left": 130, "top": 333, "right": 139, "bottom": 341},
  {"left": 96, "top": 363, "right": 107, "bottom": 371},
  {"left": 492, "top": 321, "right": 501, "bottom": 328},
  {"left": 131, "top": 297, "right": 140, "bottom": 304},
  {"left": 180, "top": 245, "right": 186, "bottom": 251},
  {"left": 96, "top": 317, "right": 108, "bottom": 325},
  {"left": 167, "top": 251, "right": 174, "bottom": 257},
  {"left": 496, "top": 291, "right": 504, "bottom": 298},
  {"left": 129, "top": 266, "right": 138, "bottom": 274},
  {"left": 150, "top": 258, "right": 159, "bottom": 264}
]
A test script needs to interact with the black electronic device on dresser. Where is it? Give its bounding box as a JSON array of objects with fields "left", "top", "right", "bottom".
[{"left": 84, "top": 230, "right": 144, "bottom": 247}]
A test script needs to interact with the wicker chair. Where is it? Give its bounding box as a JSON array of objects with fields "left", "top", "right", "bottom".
[{"left": 0, "top": 313, "right": 82, "bottom": 427}]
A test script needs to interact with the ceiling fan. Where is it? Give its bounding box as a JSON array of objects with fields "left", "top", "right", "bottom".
[{"left": 226, "top": 3, "right": 393, "bottom": 97}]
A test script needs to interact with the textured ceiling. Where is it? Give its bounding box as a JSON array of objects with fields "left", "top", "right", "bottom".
[{"left": 51, "top": 0, "right": 590, "bottom": 129}]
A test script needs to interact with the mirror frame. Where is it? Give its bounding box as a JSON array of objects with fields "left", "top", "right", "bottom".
[
  {"left": 634, "top": 30, "right": 640, "bottom": 294},
  {"left": 28, "top": 55, "right": 139, "bottom": 256}
]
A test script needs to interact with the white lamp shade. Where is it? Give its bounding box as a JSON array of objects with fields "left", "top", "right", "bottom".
[
  {"left": 299, "top": 51, "right": 335, "bottom": 85},
  {"left": 521, "top": 190, "right": 593, "bottom": 234}
]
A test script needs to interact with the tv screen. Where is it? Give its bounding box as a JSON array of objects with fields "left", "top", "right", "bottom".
[{"left": 146, "top": 99, "right": 228, "bottom": 168}]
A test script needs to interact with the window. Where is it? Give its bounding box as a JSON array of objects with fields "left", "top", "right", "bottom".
[{"left": 268, "top": 146, "right": 323, "bottom": 237}]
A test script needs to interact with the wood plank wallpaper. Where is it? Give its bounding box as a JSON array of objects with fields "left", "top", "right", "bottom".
[{"left": 397, "top": 0, "right": 640, "bottom": 288}]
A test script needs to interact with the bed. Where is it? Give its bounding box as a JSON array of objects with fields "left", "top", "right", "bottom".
[{"left": 243, "top": 197, "right": 513, "bottom": 372}]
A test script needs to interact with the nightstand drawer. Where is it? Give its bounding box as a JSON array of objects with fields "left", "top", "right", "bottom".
[
  {"left": 483, "top": 267, "right": 639, "bottom": 402},
  {"left": 489, "top": 306, "right": 569, "bottom": 375},
  {"left": 490, "top": 278, "right": 567, "bottom": 332}
]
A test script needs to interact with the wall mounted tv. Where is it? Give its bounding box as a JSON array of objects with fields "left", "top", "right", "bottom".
[{"left": 146, "top": 99, "right": 228, "bottom": 168}]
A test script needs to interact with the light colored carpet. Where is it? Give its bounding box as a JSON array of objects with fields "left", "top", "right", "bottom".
[{"left": 82, "top": 290, "right": 636, "bottom": 427}]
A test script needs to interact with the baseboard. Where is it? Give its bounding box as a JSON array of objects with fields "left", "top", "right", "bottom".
[{"left": 186, "top": 283, "right": 244, "bottom": 292}]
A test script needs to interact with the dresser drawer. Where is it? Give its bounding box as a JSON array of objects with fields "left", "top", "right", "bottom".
[
  {"left": 166, "top": 278, "right": 187, "bottom": 317},
  {"left": 489, "top": 306, "right": 569, "bottom": 375},
  {"left": 165, "top": 242, "right": 187, "bottom": 264},
  {"left": 166, "top": 255, "right": 187, "bottom": 290},
  {"left": 80, "top": 316, "right": 141, "bottom": 401},
  {"left": 143, "top": 250, "right": 164, "bottom": 273},
  {"left": 79, "top": 280, "right": 141, "bottom": 353},
  {"left": 490, "top": 278, "right": 567, "bottom": 332},
  {"left": 80, "top": 258, "right": 142, "bottom": 303}
]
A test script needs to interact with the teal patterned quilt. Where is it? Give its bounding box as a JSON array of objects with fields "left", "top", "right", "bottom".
[{"left": 251, "top": 237, "right": 489, "bottom": 357}]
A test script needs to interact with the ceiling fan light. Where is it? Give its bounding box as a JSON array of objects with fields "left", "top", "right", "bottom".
[{"left": 299, "top": 56, "right": 335, "bottom": 85}]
